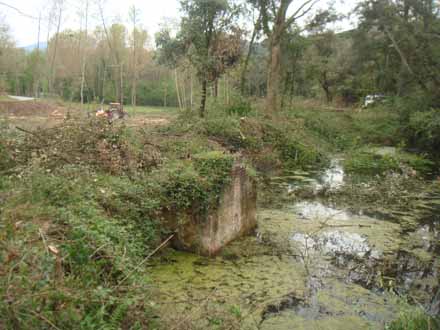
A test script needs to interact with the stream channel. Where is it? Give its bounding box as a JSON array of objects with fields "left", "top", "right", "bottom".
[{"left": 148, "top": 153, "right": 440, "bottom": 329}]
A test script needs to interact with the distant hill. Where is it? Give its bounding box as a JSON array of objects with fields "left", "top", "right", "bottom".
[{"left": 22, "top": 42, "right": 48, "bottom": 52}]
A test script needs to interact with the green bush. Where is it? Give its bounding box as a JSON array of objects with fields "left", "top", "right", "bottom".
[
  {"left": 405, "top": 109, "right": 440, "bottom": 156},
  {"left": 344, "top": 151, "right": 400, "bottom": 176},
  {"left": 202, "top": 116, "right": 244, "bottom": 150},
  {"left": 277, "top": 136, "right": 323, "bottom": 168},
  {"left": 225, "top": 98, "right": 252, "bottom": 116},
  {"left": 345, "top": 149, "right": 434, "bottom": 177},
  {"left": 160, "top": 152, "right": 234, "bottom": 215}
]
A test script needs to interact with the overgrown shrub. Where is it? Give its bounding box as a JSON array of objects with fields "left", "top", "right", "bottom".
[
  {"left": 290, "top": 106, "right": 401, "bottom": 151},
  {"left": 202, "top": 116, "right": 244, "bottom": 150},
  {"left": 224, "top": 98, "right": 252, "bottom": 116},
  {"left": 344, "top": 151, "right": 400, "bottom": 176},
  {"left": 405, "top": 109, "right": 440, "bottom": 157},
  {"left": 344, "top": 150, "right": 434, "bottom": 176},
  {"left": 160, "top": 152, "right": 234, "bottom": 216}
]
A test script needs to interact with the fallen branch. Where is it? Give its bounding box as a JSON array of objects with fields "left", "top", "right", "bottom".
[
  {"left": 31, "top": 311, "right": 61, "bottom": 330},
  {"left": 116, "top": 234, "right": 175, "bottom": 288}
]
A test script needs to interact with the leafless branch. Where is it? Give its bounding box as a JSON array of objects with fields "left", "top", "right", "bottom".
[
  {"left": 286, "top": 0, "right": 319, "bottom": 26},
  {"left": 0, "top": 1, "right": 39, "bottom": 20}
]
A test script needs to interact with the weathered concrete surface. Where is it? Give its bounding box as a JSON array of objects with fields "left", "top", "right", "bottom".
[{"left": 173, "top": 162, "right": 257, "bottom": 256}]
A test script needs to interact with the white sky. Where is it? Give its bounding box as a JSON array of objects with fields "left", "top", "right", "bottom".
[{"left": 1, "top": 0, "right": 359, "bottom": 47}]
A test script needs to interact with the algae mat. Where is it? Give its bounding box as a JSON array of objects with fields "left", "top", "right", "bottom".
[{"left": 148, "top": 208, "right": 406, "bottom": 329}]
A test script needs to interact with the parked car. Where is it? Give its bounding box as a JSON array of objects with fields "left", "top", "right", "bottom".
[{"left": 363, "top": 94, "right": 385, "bottom": 108}]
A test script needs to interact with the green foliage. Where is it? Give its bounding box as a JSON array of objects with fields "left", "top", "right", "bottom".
[
  {"left": 202, "top": 115, "right": 245, "bottom": 150},
  {"left": 344, "top": 146, "right": 435, "bottom": 177},
  {"left": 160, "top": 151, "right": 234, "bottom": 216},
  {"left": 276, "top": 136, "right": 323, "bottom": 168},
  {"left": 290, "top": 106, "right": 401, "bottom": 151},
  {"left": 405, "top": 109, "right": 440, "bottom": 156},
  {"left": 224, "top": 97, "right": 253, "bottom": 116},
  {"left": 387, "top": 311, "right": 440, "bottom": 330},
  {"left": 193, "top": 151, "right": 234, "bottom": 198},
  {"left": 0, "top": 166, "right": 155, "bottom": 330},
  {"left": 0, "top": 140, "right": 13, "bottom": 171},
  {"left": 344, "top": 151, "right": 400, "bottom": 176}
]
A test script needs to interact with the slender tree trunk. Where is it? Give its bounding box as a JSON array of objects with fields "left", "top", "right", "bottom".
[
  {"left": 120, "top": 63, "right": 124, "bottom": 106},
  {"left": 200, "top": 78, "right": 207, "bottom": 117},
  {"left": 226, "top": 74, "right": 230, "bottom": 105},
  {"left": 34, "top": 13, "right": 41, "bottom": 98},
  {"left": 190, "top": 71, "right": 193, "bottom": 108},
  {"left": 131, "top": 13, "right": 137, "bottom": 107},
  {"left": 384, "top": 26, "right": 428, "bottom": 92},
  {"left": 49, "top": 2, "right": 63, "bottom": 94},
  {"left": 240, "top": 14, "right": 261, "bottom": 95},
  {"left": 320, "top": 73, "right": 332, "bottom": 104},
  {"left": 80, "top": 0, "right": 89, "bottom": 108},
  {"left": 214, "top": 79, "right": 218, "bottom": 98},
  {"left": 266, "top": 32, "right": 283, "bottom": 113},
  {"left": 163, "top": 81, "right": 168, "bottom": 107},
  {"left": 182, "top": 74, "right": 187, "bottom": 109},
  {"left": 174, "top": 68, "right": 182, "bottom": 110},
  {"left": 101, "top": 64, "right": 107, "bottom": 104}
]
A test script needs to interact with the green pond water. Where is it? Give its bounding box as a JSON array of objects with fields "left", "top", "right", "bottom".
[{"left": 148, "top": 156, "right": 440, "bottom": 329}]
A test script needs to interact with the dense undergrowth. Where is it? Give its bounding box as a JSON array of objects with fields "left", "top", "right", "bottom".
[
  {"left": 0, "top": 98, "right": 438, "bottom": 329},
  {"left": 0, "top": 118, "right": 239, "bottom": 329}
]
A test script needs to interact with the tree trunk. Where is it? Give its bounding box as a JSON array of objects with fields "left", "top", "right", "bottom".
[
  {"left": 240, "top": 14, "right": 261, "bottom": 95},
  {"left": 226, "top": 74, "right": 230, "bottom": 105},
  {"left": 174, "top": 68, "right": 182, "bottom": 110},
  {"left": 120, "top": 64, "right": 124, "bottom": 106},
  {"left": 200, "top": 78, "right": 207, "bottom": 117},
  {"left": 384, "top": 27, "right": 428, "bottom": 92},
  {"left": 35, "top": 13, "right": 41, "bottom": 98},
  {"left": 80, "top": 0, "right": 89, "bottom": 108},
  {"left": 131, "top": 19, "right": 137, "bottom": 107},
  {"left": 320, "top": 73, "right": 332, "bottom": 104},
  {"left": 190, "top": 71, "right": 193, "bottom": 108},
  {"left": 214, "top": 79, "right": 218, "bottom": 98},
  {"left": 182, "top": 75, "right": 187, "bottom": 109},
  {"left": 163, "top": 82, "right": 168, "bottom": 107},
  {"left": 266, "top": 33, "right": 282, "bottom": 113},
  {"left": 49, "top": 3, "right": 63, "bottom": 94}
]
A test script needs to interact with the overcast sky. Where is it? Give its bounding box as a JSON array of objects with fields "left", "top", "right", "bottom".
[{"left": 1, "top": 0, "right": 359, "bottom": 47}]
